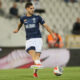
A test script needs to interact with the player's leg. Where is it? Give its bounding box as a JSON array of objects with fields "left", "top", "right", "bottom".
[
  {"left": 34, "top": 52, "right": 41, "bottom": 65},
  {"left": 28, "top": 50, "right": 42, "bottom": 78},
  {"left": 26, "top": 38, "right": 43, "bottom": 77},
  {"left": 33, "top": 52, "right": 41, "bottom": 78},
  {"left": 34, "top": 38, "right": 43, "bottom": 67},
  {"left": 33, "top": 38, "right": 43, "bottom": 68},
  {"left": 34, "top": 52, "right": 41, "bottom": 73},
  {"left": 28, "top": 50, "right": 36, "bottom": 61},
  {"left": 29, "top": 38, "right": 43, "bottom": 69},
  {"left": 26, "top": 39, "right": 39, "bottom": 63},
  {"left": 28, "top": 49, "right": 42, "bottom": 69},
  {"left": 33, "top": 38, "right": 43, "bottom": 77},
  {"left": 31, "top": 38, "right": 42, "bottom": 78}
]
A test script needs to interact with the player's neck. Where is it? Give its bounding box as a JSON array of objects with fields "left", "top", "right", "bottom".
[{"left": 26, "top": 13, "right": 33, "bottom": 17}]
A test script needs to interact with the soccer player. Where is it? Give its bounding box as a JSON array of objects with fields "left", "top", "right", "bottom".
[{"left": 13, "top": 2, "right": 55, "bottom": 78}]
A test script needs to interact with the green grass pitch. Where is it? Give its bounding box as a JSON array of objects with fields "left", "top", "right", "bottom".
[{"left": 0, "top": 67, "right": 80, "bottom": 80}]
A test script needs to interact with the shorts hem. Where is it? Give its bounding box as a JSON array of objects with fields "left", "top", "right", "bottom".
[{"left": 26, "top": 46, "right": 35, "bottom": 53}]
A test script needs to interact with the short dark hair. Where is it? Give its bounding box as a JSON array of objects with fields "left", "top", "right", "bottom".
[{"left": 25, "top": 2, "right": 33, "bottom": 8}]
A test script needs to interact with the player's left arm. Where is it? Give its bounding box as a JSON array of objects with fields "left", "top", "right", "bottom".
[
  {"left": 39, "top": 15, "right": 56, "bottom": 39},
  {"left": 43, "top": 23, "right": 56, "bottom": 39}
]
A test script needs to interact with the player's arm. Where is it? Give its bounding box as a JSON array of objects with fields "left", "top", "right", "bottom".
[
  {"left": 13, "top": 22, "right": 23, "bottom": 33},
  {"left": 43, "top": 23, "right": 56, "bottom": 39},
  {"left": 38, "top": 15, "right": 56, "bottom": 39}
]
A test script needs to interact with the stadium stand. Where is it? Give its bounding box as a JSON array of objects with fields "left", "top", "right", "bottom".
[{"left": 0, "top": 0, "right": 80, "bottom": 48}]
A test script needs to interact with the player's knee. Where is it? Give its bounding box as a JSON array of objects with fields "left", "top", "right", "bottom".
[
  {"left": 29, "top": 50, "right": 35, "bottom": 54},
  {"left": 26, "top": 46, "right": 35, "bottom": 53}
]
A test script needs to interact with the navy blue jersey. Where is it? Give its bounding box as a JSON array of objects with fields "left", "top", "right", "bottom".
[{"left": 20, "top": 15, "right": 45, "bottom": 40}]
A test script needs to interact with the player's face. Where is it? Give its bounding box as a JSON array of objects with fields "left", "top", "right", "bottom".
[{"left": 27, "top": 5, "right": 34, "bottom": 15}]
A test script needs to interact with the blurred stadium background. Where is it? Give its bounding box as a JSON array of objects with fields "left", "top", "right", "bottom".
[
  {"left": 0, "top": 0, "right": 80, "bottom": 69},
  {"left": 1, "top": 0, "right": 80, "bottom": 48},
  {"left": 0, "top": 0, "right": 80, "bottom": 80}
]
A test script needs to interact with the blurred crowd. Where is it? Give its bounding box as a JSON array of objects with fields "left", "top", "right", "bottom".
[
  {"left": 72, "top": 18, "right": 80, "bottom": 35},
  {"left": 0, "top": 0, "right": 40, "bottom": 18},
  {"left": 0, "top": 0, "right": 80, "bottom": 49},
  {"left": 0, "top": 0, "right": 20, "bottom": 18},
  {"left": 47, "top": 31, "right": 64, "bottom": 48},
  {"left": 64, "top": 0, "right": 78, "bottom": 3},
  {"left": 0, "top": 0, "right": 5, "bottom": 16}
]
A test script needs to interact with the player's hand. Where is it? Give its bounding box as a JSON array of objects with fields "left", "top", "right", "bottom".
[{"left": 13, "top": 29, "right": 19, "bottom": 33}]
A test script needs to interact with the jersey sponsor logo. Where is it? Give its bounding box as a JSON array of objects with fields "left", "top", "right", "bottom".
[{"left": 26, "top": 24, "right": 35, "bottom": 29}]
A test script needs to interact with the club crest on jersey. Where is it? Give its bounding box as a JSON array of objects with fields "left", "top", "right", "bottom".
[{"left": 32, "top": 18, "right": 36, "bottom": 23}]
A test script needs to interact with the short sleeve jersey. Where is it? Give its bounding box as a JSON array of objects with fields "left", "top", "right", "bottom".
[{"left": 20, "top": 15, "right": 45, "bottom": 40}]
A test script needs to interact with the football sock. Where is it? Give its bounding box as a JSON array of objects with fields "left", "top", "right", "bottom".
[
  {"left": 34, "top": 60, "right": 41, "bottom": 65},
  {"left": 34, "top": 69, "right": 38, "bottom": 73}
]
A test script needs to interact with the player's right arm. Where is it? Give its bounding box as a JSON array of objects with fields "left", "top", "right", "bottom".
[
  {"left": 13, "top": 22, "right": 23, "bottom": 33},
  {"left": 13, "top": 16, "right": 24, "bottom": 33}
]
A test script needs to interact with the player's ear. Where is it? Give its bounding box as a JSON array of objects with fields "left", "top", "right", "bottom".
[{"left": 26, "top": 7, "right": 29, "bottom": 10}]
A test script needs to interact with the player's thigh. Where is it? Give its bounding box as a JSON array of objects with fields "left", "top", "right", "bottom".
[
  {"left": 35, "top": 38, "right": 43, "bottom": 53},
  {"left": 25, "top": 39, "right": 36, "bottom": 53}
]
